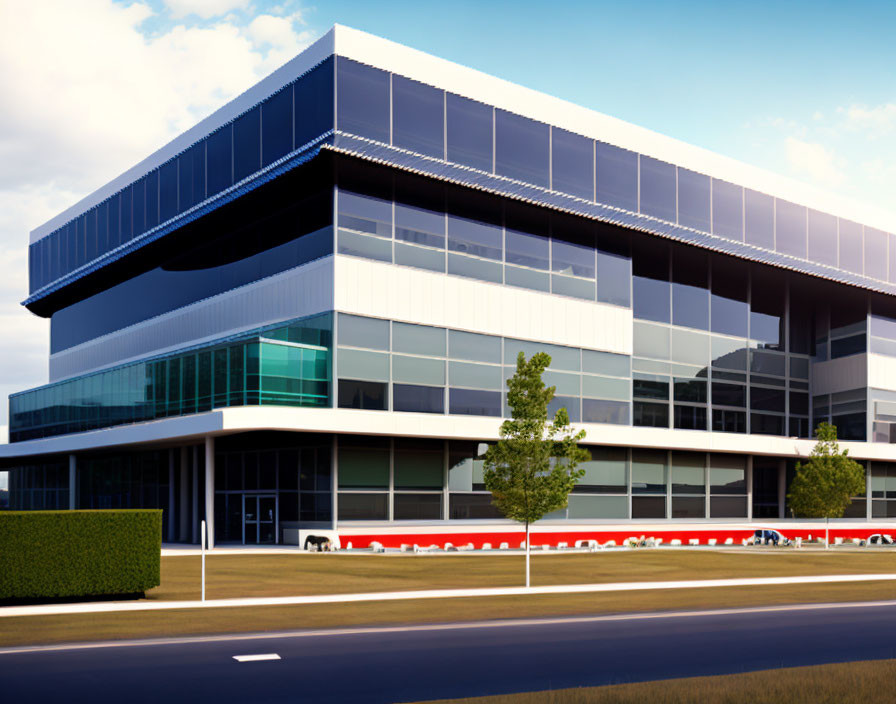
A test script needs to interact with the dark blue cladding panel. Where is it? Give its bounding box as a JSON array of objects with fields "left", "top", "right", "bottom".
[
  {"left": 262, "top": 84, "right": 294, "bottom": 167},
  {"left": 446, "top": 93, "right": 492, "bottom": 172},
  {"left": 159, "top": 159, "right": 178, "bottom": 223},
  {"left": 234, "top": 107, "right": 261, "bottom": 182},
  {"left": 712, "top": 178, "right": 743, "bottom": 242},
  {"left": 596, "top": 141, "right": 637, "bottom": 212},
  {"left": 775, "top": 199, "right": 807, "bottom": 259},
  {"left": 494, "top": 109, "right": 549, "bottom": 188},
  {"left": 551, "top": 128, "right": 593, "bottom": 201},
  {"left": 206, "top": 124, "right": 233, "bottom": 197},
  {"left": 392, "top": 75, "right": 444, "bottom": 159},
  {"left": 336, "top": 57, "right": 389, "bottom": 143},
  {"left": 677, "top": 168, "right": 710, "bottom": 232},
  {"left": 639, "top": 156, "right": 676, "bottom": 222},
  {"left": 295, "top": 57, "right": 334, "bottom": 148}
]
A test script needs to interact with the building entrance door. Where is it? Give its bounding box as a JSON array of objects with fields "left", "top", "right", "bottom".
[{"left": 243, "top": 494, "right": 276, "bottom": 544}]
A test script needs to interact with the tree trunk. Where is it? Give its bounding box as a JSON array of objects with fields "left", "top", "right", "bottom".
[
  {"left": 525, "top": 520, "right": 531, "bottom": 588},
  {"left": 825, "top": 516, "right": 829, "bottom": 550}
]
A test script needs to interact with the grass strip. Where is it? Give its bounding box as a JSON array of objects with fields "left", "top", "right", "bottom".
[
  {"left": 149, "top": 550, "right": 896, "bottom": 601},
  {"left": 407, "top": 658, "right": 896, "bottom": 703},
  {"left": 3, "top": 579, "right": 896, "bottom": 648}
]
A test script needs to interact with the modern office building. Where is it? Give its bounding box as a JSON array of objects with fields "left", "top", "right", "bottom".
[{"left": 4, "top": 26, "right": 896, "bottom": 547}]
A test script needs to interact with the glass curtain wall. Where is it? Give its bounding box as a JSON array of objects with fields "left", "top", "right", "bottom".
[
  {"left": 10, "top": 315, "right": 331, "bottom": 443},
  {"left": 30, "top": 58, "right": 335, "bottom": 295},
  {"left": 331, "top": 56, "right": 896, "bottom": 288}
]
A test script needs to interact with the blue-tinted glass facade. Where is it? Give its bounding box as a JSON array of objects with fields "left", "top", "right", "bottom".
[
  {"left": 11, "top": 315, "right": 332, "bottom": 443},
  {"left": 29, "top": 57, "right": 334, "bottom": 297},
  {"left": 29, "top": 50, "right": 893, "bottom": 307}
]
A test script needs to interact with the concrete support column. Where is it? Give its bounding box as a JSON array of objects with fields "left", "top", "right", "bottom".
[
  {"left": 778, "top": 459, "right": 787, "bottom": 519},
  {"left": 179, "top": 446, "right": 189, "bottom": 541},
  {"left": 866, "top": 463, "right": 873, "bottom": 520},
  {"left": 205, "top": 436, "right": 215, "bottom": 549},
  {"left": 68, "top": 454, "right": 76, "bottom": 510}
]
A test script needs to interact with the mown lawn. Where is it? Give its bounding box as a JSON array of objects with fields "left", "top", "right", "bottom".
[
  {"left": 408, "top": 658, "right": 896, "bottom": 704},
  {"left": 148, "top": 549, "right": 896, "bottom": 601}
]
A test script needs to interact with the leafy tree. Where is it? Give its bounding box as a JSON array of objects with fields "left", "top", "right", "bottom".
[
  {"left": 483, "top": 351, "right": 589, "bottom": 586},
  {"left": 787, "top": 422, "right": 865, "bottom": 549}
]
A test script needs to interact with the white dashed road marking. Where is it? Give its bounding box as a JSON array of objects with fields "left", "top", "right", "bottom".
[{"left": 233, "top": 653, "right": 281, "bottom": 662}]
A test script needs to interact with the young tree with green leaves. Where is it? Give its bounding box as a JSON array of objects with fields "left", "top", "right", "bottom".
[
  {"left": 482, "top": 351, "right": 589, "bottom": 587},
  {"left": 787, "top": 422, "right": 865, "bottom": 549}
]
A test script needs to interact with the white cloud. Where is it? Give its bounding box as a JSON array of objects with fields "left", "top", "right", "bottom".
[
  {"left": 784, "top": 137, "right": 844, "bottom": 188},
  {"left": 839, "top": 103, "right": 896, "bottom": 138},
  {"left": 0, "top": 0, "right": 315, "bottom": 426},
  {"left": 164, "top": 0, "right": 251, "bottom": 19}
]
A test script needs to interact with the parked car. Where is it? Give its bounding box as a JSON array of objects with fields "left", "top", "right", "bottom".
[
  {"left": 751, "top": 529, "right": 790, "bottom": 546},
  {"left": 865, "top": 533, "right": 895, "bottom": 546}
]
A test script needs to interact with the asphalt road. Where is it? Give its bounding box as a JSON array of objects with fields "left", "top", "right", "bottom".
[{"left": 3, "top": 602, "right": 896, "bottom": 703}]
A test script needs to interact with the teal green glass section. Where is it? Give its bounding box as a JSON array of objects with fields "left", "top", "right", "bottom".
[{"left": 9, "top": 315, "right": 331, "bottom": 443}]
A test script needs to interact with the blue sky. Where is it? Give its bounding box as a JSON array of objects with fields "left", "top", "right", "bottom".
[{"left": 0, "top": 0, "right": 894, "bottom": 463}]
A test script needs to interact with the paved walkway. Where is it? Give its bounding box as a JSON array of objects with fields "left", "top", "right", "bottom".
[{"left": 3, "top": 573, "right": 896, "bottom": 618}]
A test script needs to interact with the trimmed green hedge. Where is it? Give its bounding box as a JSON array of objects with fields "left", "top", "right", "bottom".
[{"left": 0, "top": 509, "right": 161, "bottom": 600}]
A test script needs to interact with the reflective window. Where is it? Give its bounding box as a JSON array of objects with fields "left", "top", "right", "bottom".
[
  {"left": 392, "top": 75, "right": 444, "bottom": 158},
  {"left": 393, "top": 383, "right": 444, "bottom": 413},
  {"left": 865, "top": 227, "right": 888, "bottom": 281},
  {"left": 447, "top": 215, "right": 502, "bottom": 260},
  {"left": 710, "top": 455, "right": 746, "bottom": 493},
  {"left": 839, "top": 219, "right": 863, "bottom": 274},
  {"left": 206, "top": 124, "right": 233, "bottom": 197},
  {"left": 338, "top": 314, "right": 389, "bottom": 350},
  {"left": 338, "top": 190, "right": 391, "bottom": 237},
  {"left": 712, "top": 382, "right": 745, "bottom": 407},
  {"left": 391, "top": 351, "right": 444, "bottom": 387},
  {"left": 674, "top": 405, "right": 707, "bottom": 431},
  {"left": 233, "top": 107, "right": 261, "bottom": 182},
  {"left": 597, "top": 235, "right": 631, "bottom": 307},
  {"left": 449, "top": 330, "right": 501, "bottom": 364},
  {"left": 262, "top": 84, "right": 293, "bottom": 167},
  {"left": 639, "top": 156, "right": 676, "bottom": 222},
  {"left": 395, "top": 202, "right": 444, "bottom": 248},
  {"left": 751, "top": 387, "right": 785, "bottom": 413},
  {"left": 393, "top": 322, "right": 446, "bottom": 357},
  {"left": 808, "top": 209, "right": 837, "bottom": 267},
  {"left": 671, "top": 453, "right": 705, "bottom": 494},
  {"left": 632, "top": 450, "right": 667, "bottom": 493},
  {"left": 710, "top": 257, "right": 748, "bottom": 337},
  {"left": 450, "top": 388, "right": 501, "bottom": 416},
  {"left": 677, "top": 168, "right": 711, "bottom": 232},
  {"left": 494, "top": 109, "right": 549, "bottom": 187},
  {"left": 582, "top": 399, "right": 629, "bottom": 424},
  {"left": 552, "top": 239, "right": 594, "bottom": 278},
  {"left": 744, "top": 189, "right": 774, "bottom": 250},
  {"left": 446, "top": 93, "right": 492, "bottom": 172},
  {"left": 338, "top": 379, "right": 387, "bottom": 410},
  {"left": 712, "top": 179, "right": 743, "bottom": 241},
  {"left": 712, "top": 409, "right": 746, "bottom": 433},
  {"left": 336, "top": 57, "right": 390, "bottom": 142},
  {"left": 551, "top": 128, "right": 593, "bottom": 200},
  {"left": 775, "top": 200, "right": 807, "bottom": 259},
  {"left": 633, "top": 239, "right": 669, "bottom": 323},
  {"left": 506, "top": 228, "right": 549, "bottom": 270},
  {"left": 596, "top": 142, "right": 637, "bottom": 212},
  {"left": 671, "top": 247, "right": 709, "bottom": 330},
  {"left": 576, "top": 447, "right": 627, "bottom": 492},
  {"left": 750, "top": 268, "right": 785, "bottom": 349},
  {"left": 633, "top": 401, "right": 669, "bottom": 428}
]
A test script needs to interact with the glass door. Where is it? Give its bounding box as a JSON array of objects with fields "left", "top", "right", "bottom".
[{"left": 243, "top": 494, "right": 277, "bottom": 544}]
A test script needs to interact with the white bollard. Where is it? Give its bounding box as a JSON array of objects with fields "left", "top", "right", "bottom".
[
  {"left": 499, "top": 542, "right": 509, "bottom": 550},
  {"left": 201, "top": 520, "right": 206, "bottom": 602}
]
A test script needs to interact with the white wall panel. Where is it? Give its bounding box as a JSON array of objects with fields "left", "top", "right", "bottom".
[
  {"left": 868, "top": 354, "right": 896, "bottom": 392},
  {"left": 50, "top": 257, "right": 335, "bottom": 381},
  {"left": 334, "top": 256, "right": 632, "bottom": 354},
  {"left": 811, "top": 354, "right": 868, "bottom": 396}
]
